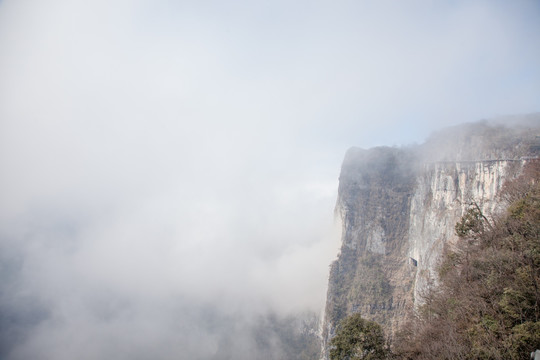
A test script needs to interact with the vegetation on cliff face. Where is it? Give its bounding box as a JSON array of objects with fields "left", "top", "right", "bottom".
[
  {"left": 329, "top": 313, "right": 389, "bottom": 360},
  {"left": 394, "top": 160, "right": 540, "bottom": 359}
]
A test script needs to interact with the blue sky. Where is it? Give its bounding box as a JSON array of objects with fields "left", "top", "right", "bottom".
[{"left": 0, "top": 0, "right": 539, "bottom": 358}]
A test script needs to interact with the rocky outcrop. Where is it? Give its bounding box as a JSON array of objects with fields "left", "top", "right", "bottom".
[{"left": 322, "top": 115, "right": 540, "bottom": 357}]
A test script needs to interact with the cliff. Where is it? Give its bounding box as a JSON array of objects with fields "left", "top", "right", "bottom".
[{"left": 322, "top": 115, "right": 540, "bottom": 357}]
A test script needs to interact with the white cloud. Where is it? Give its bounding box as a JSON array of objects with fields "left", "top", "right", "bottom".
[{"left": 0, "top": 0, "right": 539, "bottom": 358}]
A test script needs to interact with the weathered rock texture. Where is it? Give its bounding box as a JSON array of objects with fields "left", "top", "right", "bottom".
[{"left": 322, "top": 115, "right": 540, "bottom": 358}]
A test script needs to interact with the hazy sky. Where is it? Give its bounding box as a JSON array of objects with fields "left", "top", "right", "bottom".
[{"left": 1, "top": 0, "right": 539, "bottom": 359}]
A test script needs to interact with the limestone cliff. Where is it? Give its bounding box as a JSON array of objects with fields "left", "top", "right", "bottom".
[{"left": 322, "top": 115, "right": 540, "bottom": 357}]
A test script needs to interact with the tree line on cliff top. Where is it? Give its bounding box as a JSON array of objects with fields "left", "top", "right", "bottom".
[{"left": 330, "top": 160, "right": 540, "bottom": 359}]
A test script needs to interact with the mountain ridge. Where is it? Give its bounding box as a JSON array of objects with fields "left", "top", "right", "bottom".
[{"left": 321, "top": 114, "right": 540, "bottom": 358}]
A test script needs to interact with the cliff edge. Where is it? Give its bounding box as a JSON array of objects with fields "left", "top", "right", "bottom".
[{"left": 322, "top": 114, "right": 540, "bottom": 357}]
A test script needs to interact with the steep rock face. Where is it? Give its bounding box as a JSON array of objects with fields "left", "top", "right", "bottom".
[
  {"left": 408, "top": 159, "right": 523, "bottom": 305},
  {"left": 323, "top": 147, "right": 417, "bottom": 343},
  {"left": 322, "top": 116, "right": 540, "bottom": 358}
]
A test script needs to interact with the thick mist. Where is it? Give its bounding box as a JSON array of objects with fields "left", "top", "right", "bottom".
[{"left": 1, "top": 1, "right": 539, "bottom": 359}]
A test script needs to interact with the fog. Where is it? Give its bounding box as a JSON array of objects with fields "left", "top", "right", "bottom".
[{"left": 1, "top": 1, "right": 539, "bottom": 359}]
